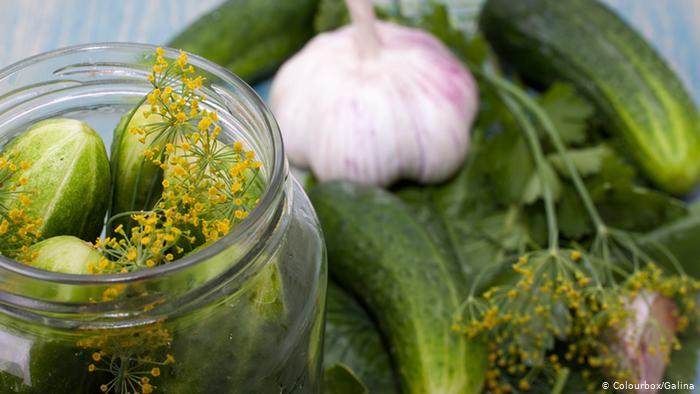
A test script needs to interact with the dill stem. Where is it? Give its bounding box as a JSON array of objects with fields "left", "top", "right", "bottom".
[
  {"left": 530, "top": 98, "right": 607, "bottom": 235},
  {"left": 501, "top": 94, "right": 559, "bottom": 250},
  {"left": 551, "top": 367, "right": 570, "bottom": 394}
]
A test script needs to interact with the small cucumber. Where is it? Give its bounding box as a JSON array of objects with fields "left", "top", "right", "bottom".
[
  {"left": 310, "top": 182, "right": 486, "bottom": 394},
  {"left": 0, "top": 333, "right": 105, "bottom": 394},
  {"left": 21, "top": 236, "right": 107, "bottom": 302},
  {"left": 158, "top": 261, "right": 287, "bottom": 392},
  {"left": 3, "top": 119, "right": 110, "bottom": 242},
  {"left": 168, "top": 0, "right": 319, "bottom": 83},
  {"left": 27, "top": 236, "right": 101, "bottom": 275},
  {"left": 110, "top": 105, "right": 164, "bottom": 229}
]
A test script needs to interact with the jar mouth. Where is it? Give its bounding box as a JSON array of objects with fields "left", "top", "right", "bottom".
[{"left": 0, "top": 42, "right": 287, "bottom": 286}]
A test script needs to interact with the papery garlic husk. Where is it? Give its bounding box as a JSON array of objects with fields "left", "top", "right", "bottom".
[
  {"left": 613, "top": 291, "right": 679, "bottom": 394},
  {"left": 270, "top": 0, "right": 477, "bottom": 186}
]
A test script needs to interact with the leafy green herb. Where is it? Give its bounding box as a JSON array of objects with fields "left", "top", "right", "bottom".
[
  {"left": 396, "top": 130, "right": 531, "bottom": 292},
  {"left": 404, "top": 10, "right": 697, "bottom": 389},
  {"left": 450, "top": 61, "right": 700, "bottom": 392},
  {"left": 324, "top": 282, "right": 398, "bottom": 393},
  {"left": 537, "top": 83, "right": 594, "bottom": 146},
  {"left": 324, "top": 364, "right": 369, "bottom": 394}
]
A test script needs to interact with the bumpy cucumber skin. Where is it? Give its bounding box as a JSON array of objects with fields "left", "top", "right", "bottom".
[
  {"left": 110, "top": 106, "right": 164, "bottom": 229},
  {"left": 480, "top": 0, "right": 700, "bottom": 195},
  {"left": 310, "top": 182, "right": 486, "bottom": 394},
  {"left": 27, "top": 236, "right": 101, "bottom": 275},
  {"left": 167, "top": 0, "right": 319, "bottom": 83},
  {"left": 4, "top": 119, "right": 110, "bottom": 242}
]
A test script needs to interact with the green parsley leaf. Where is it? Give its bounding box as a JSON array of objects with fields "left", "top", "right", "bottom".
[
  {"left": 538, "top": 83, "right": 595, "bottom": 145},
  {"left": 547, "top": 145, "right": 609, "bottom": 179}
]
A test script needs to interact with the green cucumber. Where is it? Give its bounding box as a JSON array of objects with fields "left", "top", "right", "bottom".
[
  {"left": 27, "top": 236, "right": 101, "bottom": 275},
  {"left": 158, "top": 261, "right": 287, "bottom": 392},
  {"left": 310, "top": 182, "right": 486, "bottom": 394},
  {"left": 21, "top": 236, "right": 106, "bottom": 302},
  {"left": 480, "top": 0, "right": 700, "bottom": 195},
  {"left": 168, "top": 0, "right": 319, "bottom": 83},
  {"left": 2, "top": 119, "right": 110, "bottom": 243},
  {"left": 109, "top": 105, "right": 164, "bottom": 230},
  {"left": 0, "top": 333, "right": 105, "bottom": 394}
]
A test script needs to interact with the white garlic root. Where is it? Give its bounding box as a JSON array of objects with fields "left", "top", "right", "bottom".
[{"left": 270, "top": 0, "right": 478, "bottom": 186}]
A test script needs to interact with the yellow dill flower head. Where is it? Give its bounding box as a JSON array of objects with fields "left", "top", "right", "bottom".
[
  {"left": 0, "top": 155, "right": 42, "bottom": 258},
  {"left": 99, "top": 48, "right": 264, "bottom": 274}
]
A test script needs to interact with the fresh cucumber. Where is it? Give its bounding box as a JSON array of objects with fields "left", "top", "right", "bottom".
[
  {"left": 109, "top": 105, "right": 164, "bottom": 230},
  {"left": 168, "top": 0, "right": 319, "bottom": 84},
  {"left": 2, "top": 119, "right": 110, "bottom": 244},
  {"left": 158, "top": 261, "right": 288, "bottom": 393},
  {"left": 0, "top": 326, "right": 105, "bottom": 394},
  {"left": 310, "top": 182, "right": 486, "bottom": 394},
  {"left": 27, "top": 236, "right": 100, "bottom": 275},
  {"left": 480, "top": 0, "right": 700, "bottom": 195}
]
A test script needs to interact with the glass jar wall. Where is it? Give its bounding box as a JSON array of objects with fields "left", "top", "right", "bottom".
[{"left": 0, "top": 43, "right": 327, "bottom": 393}]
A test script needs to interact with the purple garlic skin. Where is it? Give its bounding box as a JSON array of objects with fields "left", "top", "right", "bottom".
[
  {"left": 616, "top": 292, "right": 679, "bottom": 394},
  {"left": 270, "top": 21, "right": 478, "bottom": 186}
]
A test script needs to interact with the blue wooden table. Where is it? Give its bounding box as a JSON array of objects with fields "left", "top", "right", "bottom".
[
  {"left": 0, "top": 0, "right": 698, "bottom": 388},
  {"left": 0, "top": 0, "right": 699, "bottom": 104}
]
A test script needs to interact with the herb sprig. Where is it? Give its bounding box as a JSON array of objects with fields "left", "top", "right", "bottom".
[
  {"left": 450, "top": 45, "right": 700, "bottom": 393},
  {"left": 80, "top": 48, "right": 265, "bottom": 394},
  {"left": 91, "top": 48, "right": 262, "bottom": 275}
]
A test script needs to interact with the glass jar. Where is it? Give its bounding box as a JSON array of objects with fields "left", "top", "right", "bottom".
[{"left": 0, "top": 43, "right": 327, "bottom": 393}]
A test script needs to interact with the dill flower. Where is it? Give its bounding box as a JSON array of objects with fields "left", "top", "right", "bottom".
[
  {"left": 462, "top": 69, "right": 700, "bottom": 391},
  {"left": 100, "top": 47, "right": 263, "bottom": 274},
  {"left": 0, "top": 154, "right": 42, "bottom": 259},
  {"left": 456, "top": 239, "right": 700, "bottom": 391},
  {"left": 81, "top": 48, "right": 266, "bottom": 393},
  {"left": 79, "top": 323, "right": 174, "bottom": 394},
  {"left": 93, "top": 211, "right": 183, "bottom": 274}
]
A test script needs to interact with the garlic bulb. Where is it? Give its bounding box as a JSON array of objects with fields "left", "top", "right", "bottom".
[
  {"left": 614, "top": 292, "right": 679, "bottom": 392},
  {"left": 270, "top": 0, "right": 477, "bottom": 186}
]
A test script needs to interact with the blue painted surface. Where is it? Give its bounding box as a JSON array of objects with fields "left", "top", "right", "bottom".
[{"left": 0, "top": 1, "right": 698, "bottom": 103}]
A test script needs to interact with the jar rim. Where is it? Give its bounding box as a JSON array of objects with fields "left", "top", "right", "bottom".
[{"left": 0, "top": 42, "right": 286, "bottom": 285}]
